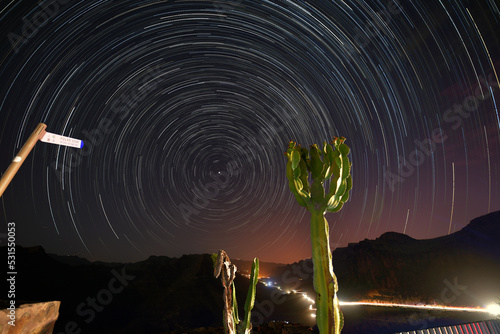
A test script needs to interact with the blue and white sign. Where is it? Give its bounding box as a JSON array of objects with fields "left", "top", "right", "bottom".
[{"left": 41, "top": 132, "right": 83, "bottom": 148}]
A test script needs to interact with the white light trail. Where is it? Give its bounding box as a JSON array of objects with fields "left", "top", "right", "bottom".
[{"left": 339, "top": 301, "right": 500, "bottom": 315}]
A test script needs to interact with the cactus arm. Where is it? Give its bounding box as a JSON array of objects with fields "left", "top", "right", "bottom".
[
  {"left": 286, "top": 161, "right": 310, "bottom": 207},
  {"left": 323, "top": 142, "right": 334, "bottom": 179},
  {"left": 232, "top": 280, "right": 239, "bottom": 328},
  {"left": 239, "top": 257, "right": 259, "bottom": 334},
  {"left": 298, "top": 158, "right": 310, "bottom": 193},
  {"left": 326, "top": 140, "right": 352, "bottom": 212},
  {"left": 291, "top": 149, "right": 301, "bottom": 169},
  {"left": 286, "top": 145, "right": 311, "bottom": 207}
]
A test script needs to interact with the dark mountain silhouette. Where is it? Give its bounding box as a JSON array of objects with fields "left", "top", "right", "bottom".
[
  {"left": 1, "top": 211, "right": 499, "bottom": 333},
  {"left": 47, "top": 253, "right": 126, "bottom": 268},
  {"left": 46, "top": 254, "right": 93, "bottom": 266},
  {"left": 4, "top": 249, "right": 225, "bottom": 333},
  {"left": 335, "top": 210, "right": 500, "bottom": 304}
]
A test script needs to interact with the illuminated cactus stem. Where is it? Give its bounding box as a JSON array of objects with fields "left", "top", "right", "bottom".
[
  {"left": 285, "top": 137, "right": 352, "bottom": 334},
  {"left": 213, "top": 250, "right": 259, "bottom": 334}
]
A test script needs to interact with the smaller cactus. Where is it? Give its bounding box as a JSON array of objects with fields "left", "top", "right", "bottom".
[{"left": 213, "top": 250, "right": 259, "bottom": 334}]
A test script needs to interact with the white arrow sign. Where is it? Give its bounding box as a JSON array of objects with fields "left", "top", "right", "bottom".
[{"left": 41, "top": 132, "right": 84, "bottom": 148}]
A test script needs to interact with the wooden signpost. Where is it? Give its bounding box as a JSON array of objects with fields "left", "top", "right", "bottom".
[{"left": 0, "top": 123, "right": 83, "bottom": 197}]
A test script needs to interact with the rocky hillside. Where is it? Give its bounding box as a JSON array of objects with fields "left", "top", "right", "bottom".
[{"left": 335, "top": 211, "right": 500, "bottom": 304}]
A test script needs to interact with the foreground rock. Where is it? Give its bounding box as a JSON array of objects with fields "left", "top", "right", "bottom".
[{"left": 0, "top": 301, "right": 60, "bottom": 334}]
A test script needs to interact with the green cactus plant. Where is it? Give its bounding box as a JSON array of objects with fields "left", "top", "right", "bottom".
[
  {"left": 213, "top": 250, "right": 259, "bottom": 334},
  {"left": 285, "top": 137, "right": 352, "bottom": 334}
]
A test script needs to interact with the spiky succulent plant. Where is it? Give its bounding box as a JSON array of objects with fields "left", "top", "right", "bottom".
[
  {"left": 285, "top": 137, "right": 352, "bottom": 334},
  {"left": 213, "top": 250, "right": 259, "bottom": 334}
]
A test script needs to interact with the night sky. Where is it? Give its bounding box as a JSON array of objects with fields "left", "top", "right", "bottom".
[{"left": 0, "top": 0, "right": 499, "bottom": 264}]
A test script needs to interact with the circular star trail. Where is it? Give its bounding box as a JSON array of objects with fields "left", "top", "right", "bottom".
[{"left": 0, "top": 0, "right": 499, "bottom": 263}]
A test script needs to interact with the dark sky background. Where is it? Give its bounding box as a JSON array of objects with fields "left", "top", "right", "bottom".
[{"left": 0, "top": 0, "right": 499, "bottom": 264}]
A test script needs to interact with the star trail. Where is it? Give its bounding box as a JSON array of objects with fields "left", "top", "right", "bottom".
[{"left": 0, "top": 0, "right": 499, "bottom": 263}]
